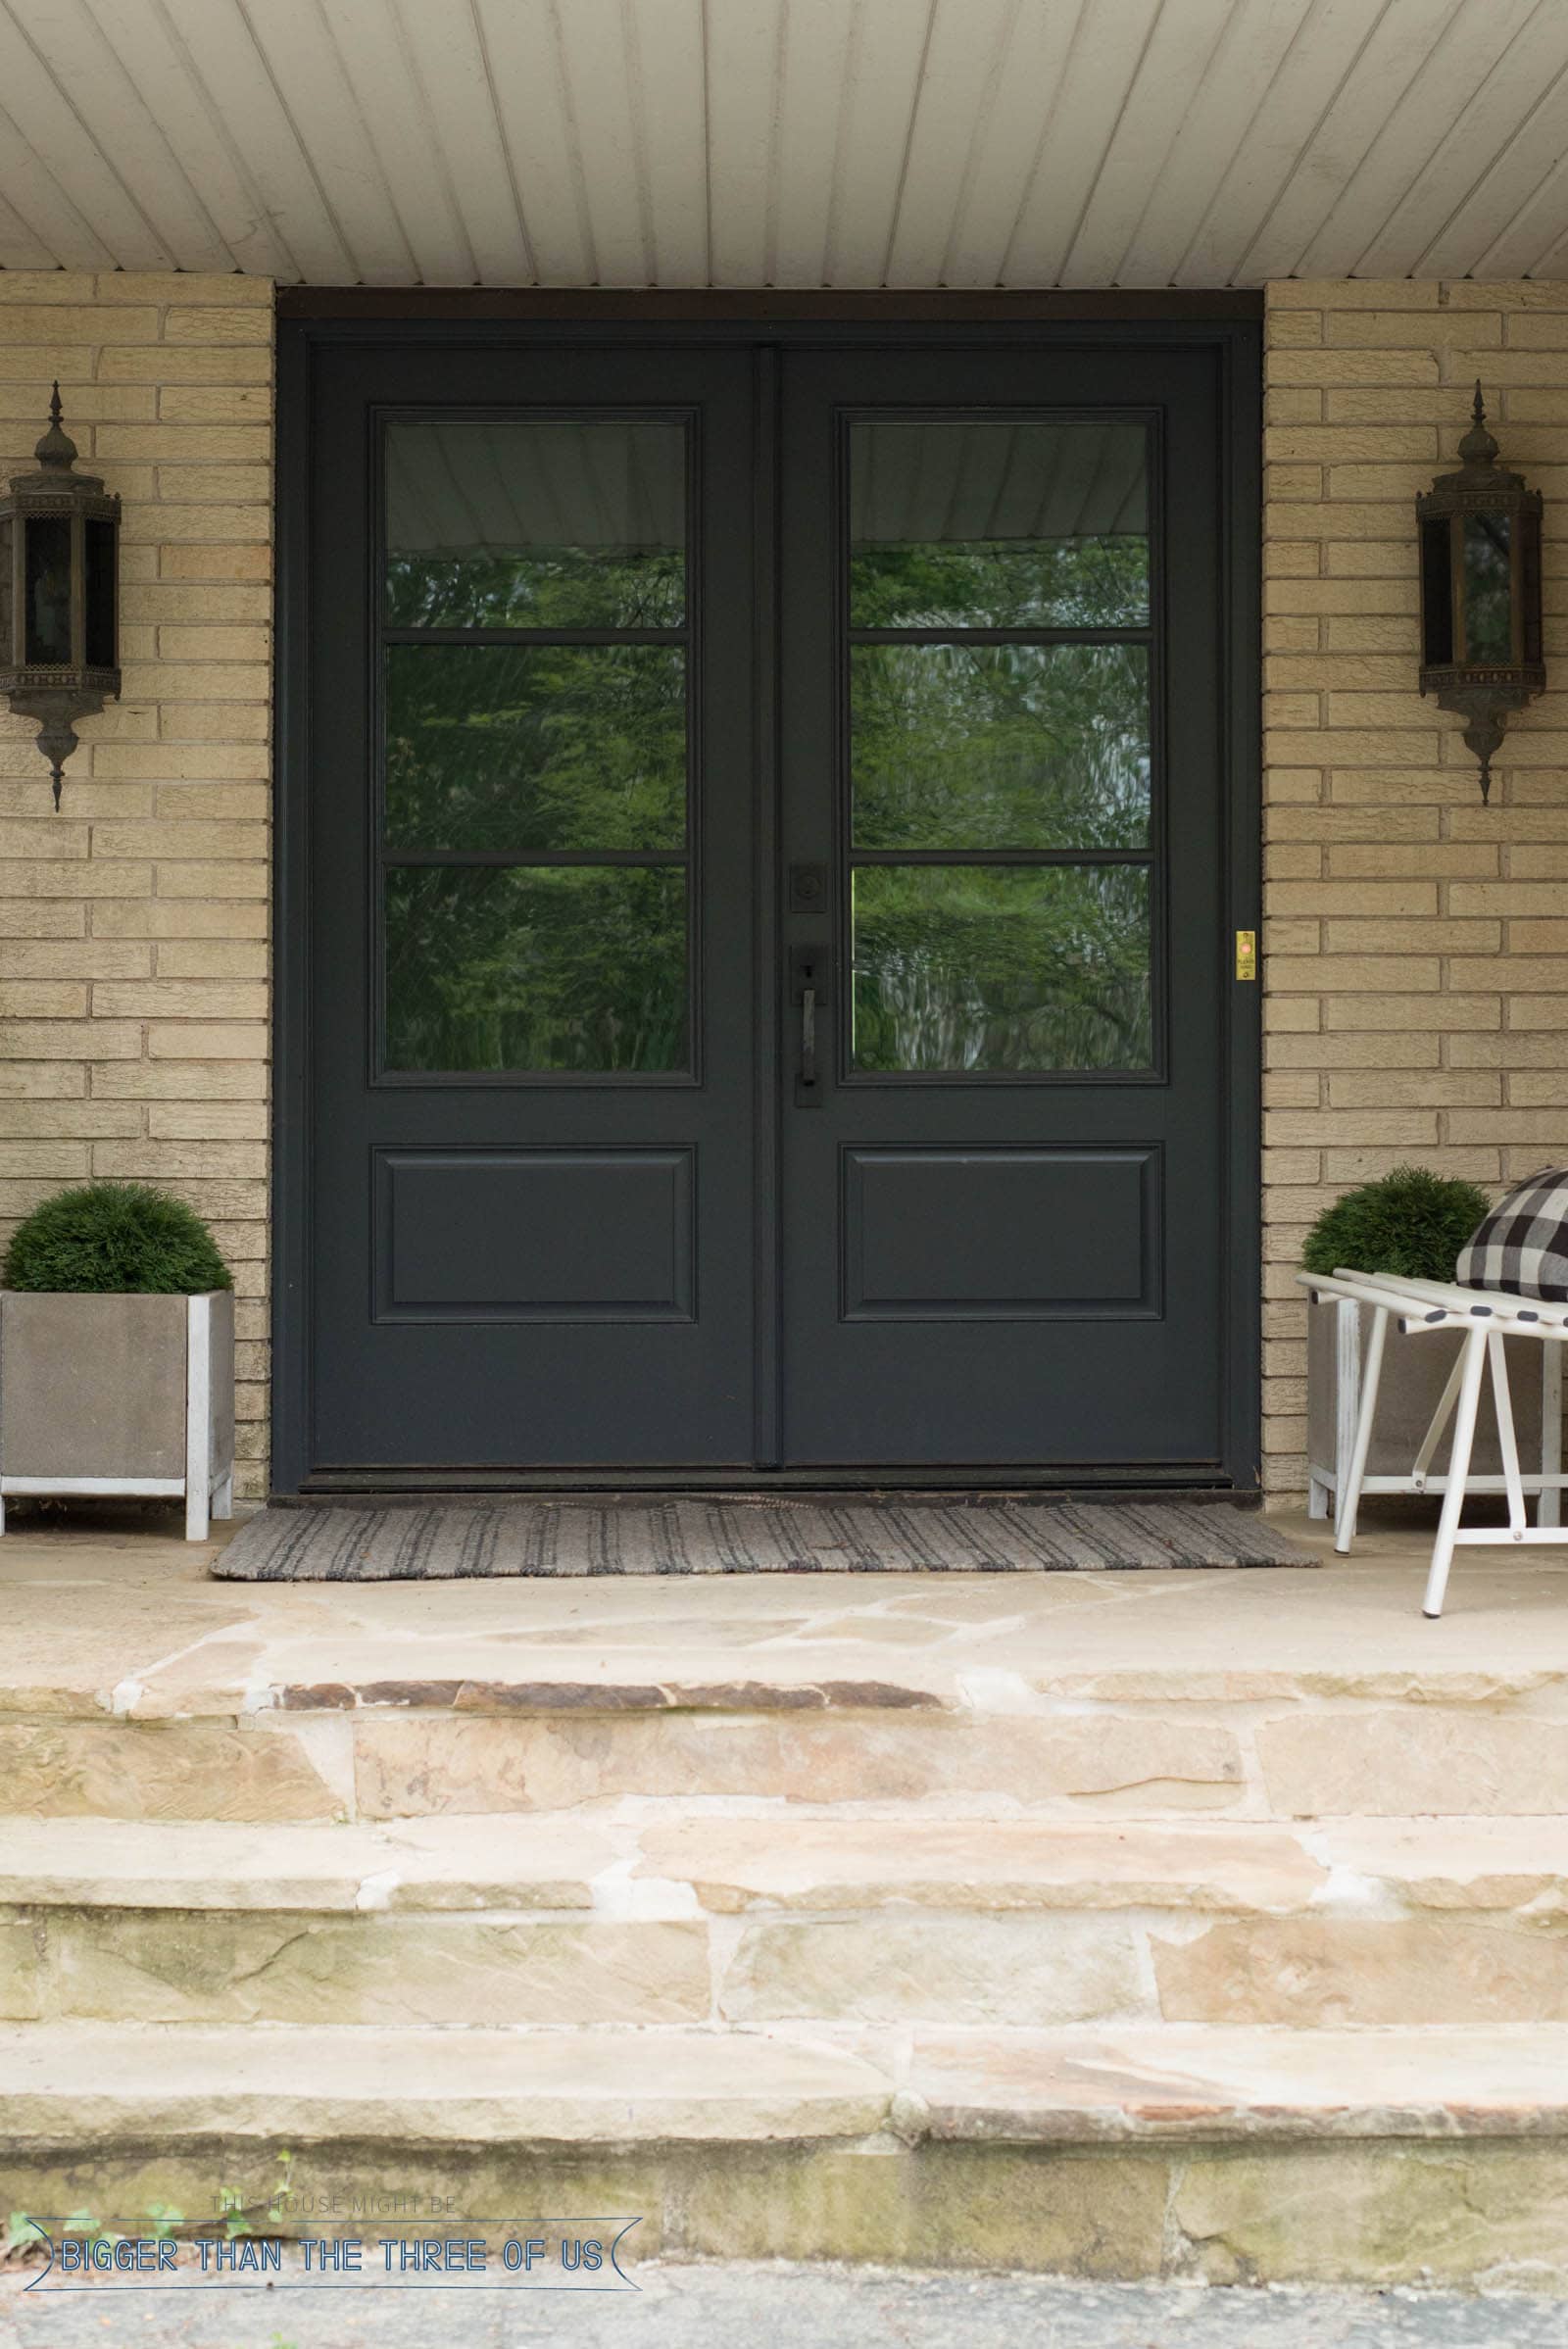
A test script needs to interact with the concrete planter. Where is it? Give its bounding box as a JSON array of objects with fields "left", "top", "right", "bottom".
[
  {"left": 0, "top": 1291, "right": 234, "bottom": 1541},
  {"left": 1305, "top": 1294, "right": 1560, "bottom": 1521}
]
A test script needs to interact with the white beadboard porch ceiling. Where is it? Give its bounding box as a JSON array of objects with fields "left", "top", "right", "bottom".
[{"left": 0, "top": 0, "right": 1567, "bottom": 288}]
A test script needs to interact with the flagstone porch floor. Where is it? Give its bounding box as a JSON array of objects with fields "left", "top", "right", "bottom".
[
  {"left": 3, "top": 1500, "right": 1568, "bottom": 1722},
  {"left": 5, "top": 1500, "right": 1568, "bottom": 2287}
]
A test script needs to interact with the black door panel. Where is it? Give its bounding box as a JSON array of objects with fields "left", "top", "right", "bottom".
[
  {"left": 778, "top": 351, "right": 1224, "bottom": 1466},
  {"left": 305, "top": 347, "right": 757, "bottom": 1467}
]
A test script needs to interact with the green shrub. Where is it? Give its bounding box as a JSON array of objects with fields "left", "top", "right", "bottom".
[
  {"left": 1, "top": 1183, "right": 231, "bottom": 1296},
  {"left": 1300, "top": 1164, "right": 1492, "bottom": 1283}
]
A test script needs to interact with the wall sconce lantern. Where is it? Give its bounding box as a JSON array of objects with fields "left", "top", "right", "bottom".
[
  {"left": 1418, "top": 383, "right": 1544, "bottom": 803},
  {"left": 0, "top": 386, "right": 121, "bottom": 808}
]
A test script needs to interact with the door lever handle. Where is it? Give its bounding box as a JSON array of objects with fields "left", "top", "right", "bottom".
[{"left": 790, "top": 943, "right": 828, "bottom": 1106}]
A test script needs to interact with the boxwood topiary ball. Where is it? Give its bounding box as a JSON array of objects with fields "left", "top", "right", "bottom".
[
  {"left": 1300, "top": 1163, "right": 1492, "bottom": 1285},
  {"left": 2, "top": 1182, "right": 231, "bottom": 1296}
]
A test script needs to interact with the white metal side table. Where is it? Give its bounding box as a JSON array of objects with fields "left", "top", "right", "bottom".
[{"left": 1298, "top": 1267, "right": 1568, "bottom": 1618}]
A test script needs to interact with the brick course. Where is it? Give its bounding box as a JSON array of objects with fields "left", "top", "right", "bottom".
[
  {"left": 0, "top": 273, "right": 272, "bottom": 1497},
  {"left": 1264, "top": 280, "right": 1568, "bottom": 1499}
]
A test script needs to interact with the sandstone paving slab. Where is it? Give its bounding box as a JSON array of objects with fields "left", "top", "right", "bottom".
[
  {"left": 0, "top": 1809, "right": 1342, "bottom": 1920},
  {"left": 25, "top": 1911, "right": 713, "bottom": 2029},
  {"left": 904, "top": 2026, "right": 1568, "bottom": 2142},
  {"left": 351, "top": 1708, "right": 1248, "bottom": 1816},
  {"left": 635, "top": 1817, "right": 1328, "bottom": 1912},
  {"left": 1152, "top": 1916, "right": 1568, "bottom": 2028},
  {"left": 1259, "top": 1710, "right": 1568, "bottom": 1817},
  {"left": 0, "top": 1815, "right": 621, "bottom": 1910},
  {"left": 12, "top": 2018, "right": 1565, "bottom": 2157},
  {"left": 118, "top": 1640, "right": 964, "bottom": 1719},
  {"left": 267, "top": 1647, "right": 955, "bottom": 1714},
  {"left": 0, "top": 2024, "right": 896, "bottom": 2145},
  {"left": 723, "top": 1912, "right": 1147, "bottom": 2027},
  {"left": 0, "top": 1718, "right": 340, "bottom": 1822},
  {"left": 1311, "top": 1819, "right": 1568, "bottom": 1910}
]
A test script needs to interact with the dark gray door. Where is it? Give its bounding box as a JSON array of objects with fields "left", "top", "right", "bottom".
[
  {"left": 304, "top": 344, "right": 759, "bottom": 1468},
  {"left": 289, "top": 331, "right": 1247, "bottom": 1483},
  {"left": 778, "top": 348, "right": 1228, "bottom": 1468}
]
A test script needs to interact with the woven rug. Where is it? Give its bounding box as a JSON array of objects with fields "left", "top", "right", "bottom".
[{"left": 213, "top": 1498, "right": 1317, "bottom": 1581}]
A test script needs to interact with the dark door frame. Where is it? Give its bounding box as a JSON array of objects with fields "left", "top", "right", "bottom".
[{"left": 272, "top": 299, "right": 1262, "bottom": 1497}]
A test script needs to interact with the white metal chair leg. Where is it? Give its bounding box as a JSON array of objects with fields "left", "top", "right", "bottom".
[
  {"left": 1423, "top": 1324, "right": 1489, "bottom": 1619},
  {"left": 1488, "top": 1330, "right": 1528, "bottom": 1539},
  {"left": 1411, "top": 1346, "right": 1467, "bottom": 1491},
  {"left": 1335, "top": 1303, "right": 1388, "bottom": 1554},
  {"left": 1541, "top": 1344, "right": 1562, "bottom": 1530}
]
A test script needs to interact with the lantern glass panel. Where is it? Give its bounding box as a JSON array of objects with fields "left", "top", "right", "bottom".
[
  {"left": 1462, "top": 512, "right": 1512, "bottom": 663},
  {"left": 24, "top": 516, "right": 71, "bottom": 665},
  {"left": 1420, "top": 517, "right": 1453, "bottom": 666},
  {"left": 1522, "top": 508, "right": 1544, "bottom": 665},
  {"left": 84, "top": 517, "right": 116, "bottom": 669}
]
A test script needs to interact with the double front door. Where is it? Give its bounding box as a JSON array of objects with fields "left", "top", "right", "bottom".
[{"left": 291, "top": 330, "right": 1250, "bottom": 1483}]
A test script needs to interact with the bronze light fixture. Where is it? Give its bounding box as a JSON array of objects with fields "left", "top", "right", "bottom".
[
  {"left": 0, "top": 386, "right": 121, "bottom": 807},
  {"left": 1417, "top": 383, "right": 1544, "bottom": 803}
]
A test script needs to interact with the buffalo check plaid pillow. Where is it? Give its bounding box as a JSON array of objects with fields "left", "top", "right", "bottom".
[{"left": 1456, "top": 1167, "right": 1568, "bottom": 1301}]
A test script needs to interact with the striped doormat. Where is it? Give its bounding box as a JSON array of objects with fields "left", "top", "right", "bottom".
[{"left": 213, "top": 1497, "right": 1316, "bottom": 1581}]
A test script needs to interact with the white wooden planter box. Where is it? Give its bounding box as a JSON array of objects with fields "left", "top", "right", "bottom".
[{"left": 0, "top": 1291, "right": 234, "bottom": 1541}]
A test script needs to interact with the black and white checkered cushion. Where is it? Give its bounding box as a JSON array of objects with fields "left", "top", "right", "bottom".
[{"left": 1456, "top": 1167, "right": 1568, "bottom": 1301}]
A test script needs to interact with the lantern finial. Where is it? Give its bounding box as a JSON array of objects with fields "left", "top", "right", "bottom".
[
  {"left": 1458, "top": 380, "right": 1498, "bottom": 471},
  {"left": 33, "top": 383, "right": 77, "bottom": 473}
]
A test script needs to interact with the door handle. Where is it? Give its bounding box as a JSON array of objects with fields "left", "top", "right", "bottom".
[{"left": 790, "top": 944, "right": 828, "bottom": 1106}]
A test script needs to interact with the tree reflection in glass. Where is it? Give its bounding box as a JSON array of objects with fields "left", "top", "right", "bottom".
[
  {"left": 852, "top": 865, "right": 1152, "bottom": 1074},
  {"left": 852, "top": 642, "right": 1150, "bottom": 852},
  {"left": 385, "top": 645, "right": 686, "bottom": 853},
  {"left": 385, "top": 865, "right": 687, "bottom": 1074}
]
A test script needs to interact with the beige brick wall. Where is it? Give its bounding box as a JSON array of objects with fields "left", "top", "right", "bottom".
[
  {"left": 0, "top": 272, "right": 273, "bottom": 1497},
  {"left": 3, "top": 272, "right": 1559, "bottom": 1508},
  {"left": 1264, "top": 279, "right": 1568, "bottom": 1499}
]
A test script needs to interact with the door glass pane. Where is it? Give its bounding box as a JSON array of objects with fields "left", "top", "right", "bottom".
[
  {"left": 386, "top": 420, "right": 685, "bottom": 628},
  {"left": 849, "top": 420, "right": 1148, "bottom": 629},
  {"left": 1462, "top": 513, "right": 1511, "bottom": 663},
  {"left": 851, "top": 643, "right": 1150, "bottom": 851},
  {"left": 851, "top": 864, "right": 1152, "bottom": 1074},
  {"left": 386, "top": 645, "right": 686, "bottom": 851},
  {"left": 384, "top": 865, "right": 688, "bottom": 1074}
]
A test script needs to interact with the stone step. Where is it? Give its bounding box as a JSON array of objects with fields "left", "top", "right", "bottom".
[
  {"left": 13, "top": 1674, "right": 1568, "bottom": 1824},
  {"left": 5, "top": 2020, "right": 1568, "bottom": 2286},
  {"left": 12, "top": 1523, "right": 1568, "bottom": 1837},
  {"left": 7, "top": 1814, "right": 1568, "bottom": 2030}
]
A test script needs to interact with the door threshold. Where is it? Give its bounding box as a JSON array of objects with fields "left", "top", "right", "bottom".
[{"left": 285, "top": 1468, "right": 1250, "bottom": 1504}]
